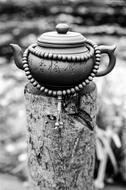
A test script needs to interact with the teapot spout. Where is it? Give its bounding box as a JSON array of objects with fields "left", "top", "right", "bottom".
[{"left": 10, "top": 44, "right": 23, "bottom": 70}]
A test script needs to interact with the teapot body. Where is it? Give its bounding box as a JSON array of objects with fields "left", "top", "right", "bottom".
[{"left": 27, "top": 44, "right": 95, "bottom": 89}]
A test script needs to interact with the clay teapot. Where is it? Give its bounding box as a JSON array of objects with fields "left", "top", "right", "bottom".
[{"left": 10, "top": 23, "right": 116, "bottom": 97}]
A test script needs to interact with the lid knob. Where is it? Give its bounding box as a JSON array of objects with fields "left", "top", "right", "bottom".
[{"left": 56, "top": 23, "right": 69, "bottom": 34}]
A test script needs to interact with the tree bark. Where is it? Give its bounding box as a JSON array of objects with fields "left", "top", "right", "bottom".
[
  {"left": 120, "top": 116, "right": 126, "bottom": 181},
  {"left": 24, "top": 82, "right": 97, "bottom": 190}
]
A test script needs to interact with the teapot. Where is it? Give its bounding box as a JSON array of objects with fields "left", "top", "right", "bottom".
[{"left": 10, "top": 23, "right": 116, "bottom": 97}]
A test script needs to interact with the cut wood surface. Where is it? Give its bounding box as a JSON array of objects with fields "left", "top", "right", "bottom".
[{"left": 24, "top": 82, "right": 97, "bottom": 190}]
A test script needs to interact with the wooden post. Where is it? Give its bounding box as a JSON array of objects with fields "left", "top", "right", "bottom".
[
  {"left": 24, "top": 82, "right": 97, "bottom": 190},
  {"left": 121, "top": 115, "right": 126, "bottom": 181}
]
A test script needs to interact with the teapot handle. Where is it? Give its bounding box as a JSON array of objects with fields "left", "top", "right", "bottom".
[{"left": 96, "top": 45, "right": 116, "bottom": 77}]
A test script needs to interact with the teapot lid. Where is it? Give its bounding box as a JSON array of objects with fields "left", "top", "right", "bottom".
[{"left": 37, "top": 23, "right": 86, "bottom": 48}]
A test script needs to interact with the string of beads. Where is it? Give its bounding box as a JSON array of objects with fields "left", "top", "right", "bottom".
[{"left": 28, "top": 43, "right": 94, "bottom": 63}]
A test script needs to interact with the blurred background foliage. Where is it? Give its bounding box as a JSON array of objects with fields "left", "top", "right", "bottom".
[{"left": 0, "top": 0, "right": 126, "bottom": 190}]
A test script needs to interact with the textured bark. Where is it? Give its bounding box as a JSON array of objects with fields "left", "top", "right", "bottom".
[
  {"left": 24, "top": 82, "right": 97, "bottom": 190},
  {"left": 121, "top": 117, "right": 126, "bottom": 181}
]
